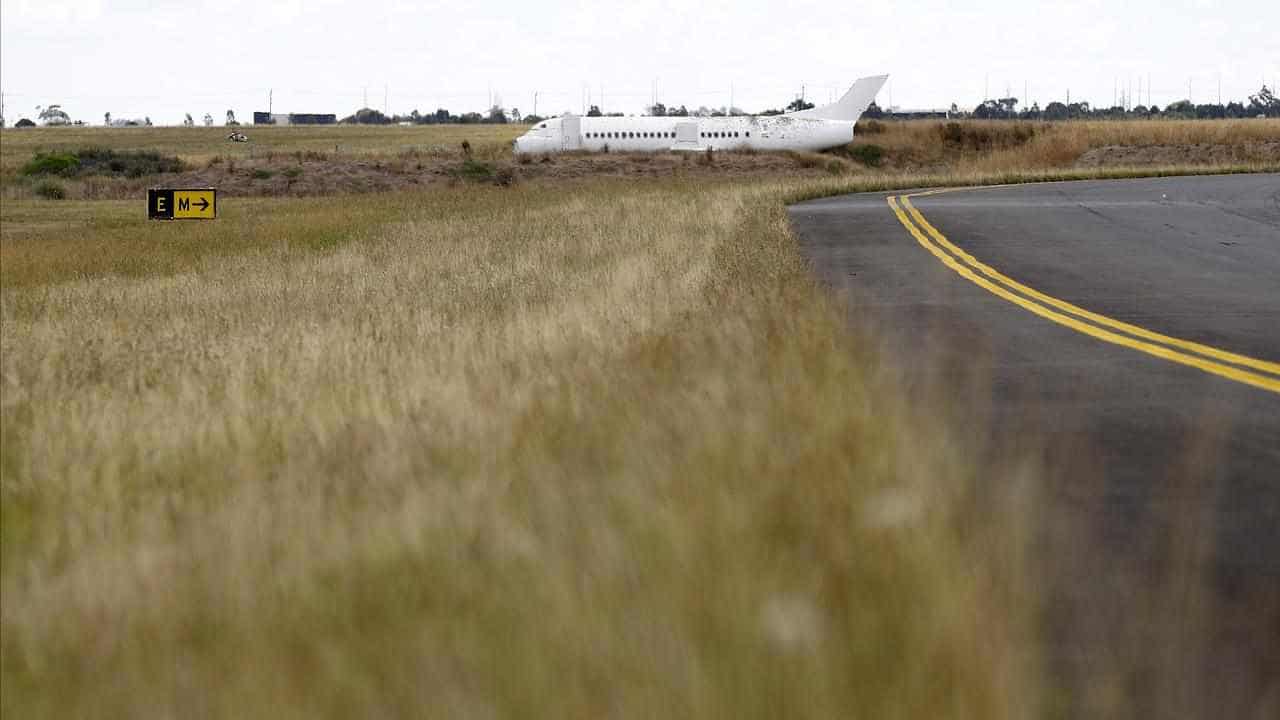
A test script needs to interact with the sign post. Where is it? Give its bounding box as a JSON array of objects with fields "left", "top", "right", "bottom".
[{"left": 148, "top": 188, "right": 216, "bottom": 220}]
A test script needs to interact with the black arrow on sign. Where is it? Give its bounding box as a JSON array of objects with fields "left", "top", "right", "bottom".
[{"left": 194, "top": 197, "right": 210, "bottom": 212}]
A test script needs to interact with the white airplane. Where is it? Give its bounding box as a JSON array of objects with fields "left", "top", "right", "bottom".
[{"left": 513, "top": 75, "right": 888, "bottom": 155}]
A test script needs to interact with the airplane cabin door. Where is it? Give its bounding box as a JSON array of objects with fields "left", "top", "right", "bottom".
[
  {"left": 675, "top": 122, "right": 699, "bottom": 144},
  {"left": 561, "top": 115, "right": 582, "bottom": 150}
]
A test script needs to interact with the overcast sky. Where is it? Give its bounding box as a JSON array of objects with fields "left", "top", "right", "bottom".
[{"left": 2, "top": 0, "right": 1278, "bottom": 125}]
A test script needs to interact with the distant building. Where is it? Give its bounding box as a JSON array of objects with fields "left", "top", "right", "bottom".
[
  {"left": 253, "top": 112, "right": 337, "bottom": 125},
  {"left": 885, "top": 108, "right": 951, "bottom": 120}
]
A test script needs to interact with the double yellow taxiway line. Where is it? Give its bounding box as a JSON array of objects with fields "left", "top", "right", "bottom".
[{"left": 886, "top": 188, "right": 1280, "bottom": 394}]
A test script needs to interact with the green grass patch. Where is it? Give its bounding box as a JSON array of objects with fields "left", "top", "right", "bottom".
[{"left": 20, "top": 152, "right": 79, "bottom": 177}]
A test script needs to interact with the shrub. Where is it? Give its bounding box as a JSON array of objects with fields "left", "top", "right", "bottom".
[
  {"left": 848, "top": 144, "right": 885, "bottom": 167},
  {"left": 34, "top": 180, "right": 67, "bottom": 200},
  {"left": 252, "top": 168, "right": 274, "bottom": 180},
  {"left": 21, "top": 152, "right": 80, "bottom": 177},
  {"left": 452, "top": 159, "right": 495, "bottom": 181},
  {"left": 940, "top": 122, "right": 965, "bottom": 146},
  {"left": 283, "top": 167, "right": 303, "bottom": 179},
  {"left": 75, "top": 148, "right": 186, "bottom": 177},
  {"left": 856, "top": 119, "right": 886, "bottom": 135}
]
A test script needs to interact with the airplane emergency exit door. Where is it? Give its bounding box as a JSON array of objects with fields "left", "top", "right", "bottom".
[{"left": 561, "top": 115, "right": 582, "bottom": 150}]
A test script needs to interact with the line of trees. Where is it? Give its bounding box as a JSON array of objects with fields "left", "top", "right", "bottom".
[
  {"left": 343, "top": 105, "right": 527, "bottom": 125},
  {"left": 915, "top": 85, "right": 1280, "bottom": 120}
]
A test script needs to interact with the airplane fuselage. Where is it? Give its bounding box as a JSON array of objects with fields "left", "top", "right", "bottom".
[{"left": 512, "top": 114, "right": 857, "bottom": 155}]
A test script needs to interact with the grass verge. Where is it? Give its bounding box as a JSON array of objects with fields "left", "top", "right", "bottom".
[{"left": 2, "top": 175, "right": 1042, "bottom": 718}]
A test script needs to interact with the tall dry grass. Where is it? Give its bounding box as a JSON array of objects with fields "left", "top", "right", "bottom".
[
  {"left": 852, "top": 119, "right": 1280, "bottom": 173},
  {"left": 1, "top": 177, "right": 1040, "bottom": 718}
]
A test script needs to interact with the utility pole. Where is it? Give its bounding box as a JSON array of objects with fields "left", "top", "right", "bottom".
[
  {"left": 384, "top": 84, "right": 389, "bottom": 117},
  {"left": 363, "top": 87, "right": 368, "bottom": 109},
  {"left": 533, "top": 91, "right": 538, "bottom": 118},
  {"left": 268, "top": 88, "right": 273, "bottom": 114}
]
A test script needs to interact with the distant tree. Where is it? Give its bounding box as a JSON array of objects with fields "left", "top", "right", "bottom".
[
  {"left": 104, "top": 112, "right": 112, "bottom": 126},
  {"left": 648, "top": 102, "right": 667, "bottom": 117},
  {"left": 586, "top": 105, "right": 603, "bottom": 117},
  {"left": 342, "top": 108, "right": 391, "bottom": 124},
  {"left": 1225, "top": 101, "right": 1247, "bottom": 118},
  {"left": 523, "top": 115, "right": 544, "bottom": 125},
  {"left": 1247, "top": 85, "right": 1279, "bottom": 117},
  {"left": 485, "top": 105, "right": 508, "bottom": 123},
  {"left": 1066, "top": 101, "right": 1090, "bottom": 119},
  {"left": 786, "top": 97, "right": 815, "bottom": 112},
  {"left": 972, "top": 99, "right": 1001, "bottom": 119},
  {"left": 15, "top": 118, "right": 36, "bottom": 128},
  {"left": 458, "top": 112, "right": 483, "bottom": 124},
  {"left": 37, "top": 104, "right": 71, "bottom": 125},
  {"left": 226, "top": 110, "right": 238, "bottom": 125},
  {"left": 434, "top": 108, "right": 451, "bottom": 123},
  {"left": 508, "top": 107, "right": 521, "bottom": 123},
  {"left": 1163, "top": 99, "right": 1194, "bottom": 118},
  {"left": 203, "top": 113, "right": 214, "bottom": 126},
  {"left": 1043, "top": 101, "right": 1069, "bottom": 120},
  {"left": 862, "top": 101, "right": 884, "bottom": 119},
  {"left": 184, "top": 113, "right": 194, "bottom": 127},
  {"left": 144, "top": 117, "right": 153, "bottom": 126},
  {"left": 671, "top": 105, "right": 690, "bottom": 117},
  {"left": 1195, "top": 103, "right": 1226, "bottom": 119}
]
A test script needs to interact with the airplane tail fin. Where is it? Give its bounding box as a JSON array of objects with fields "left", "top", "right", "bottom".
[{"left": 789, "top": 74, "right": 889, "bottom": 122}]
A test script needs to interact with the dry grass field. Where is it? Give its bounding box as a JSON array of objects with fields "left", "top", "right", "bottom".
[{"left": 1, "top": 120, "right": 1277, "bottom": 718}]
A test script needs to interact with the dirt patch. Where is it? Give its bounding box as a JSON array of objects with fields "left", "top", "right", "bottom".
[
  {"left": 48, "top": 151, "right": 850, "bottom": 201},
  {"left": 1074, "top": 142, "right": 1280, "bottom": 168}
]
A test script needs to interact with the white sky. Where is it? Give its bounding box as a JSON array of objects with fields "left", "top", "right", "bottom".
[{"left": 2, "top": 0, "right": 1278, "bottom": 125}]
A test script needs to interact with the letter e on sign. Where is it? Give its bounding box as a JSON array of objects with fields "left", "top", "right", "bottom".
[{"left": 149, "top": 188, "right": 216, "bottom": 220}]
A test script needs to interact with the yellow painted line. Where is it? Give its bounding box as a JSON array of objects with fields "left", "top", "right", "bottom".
[
  {"left": 885, "top": 196, "right": 1280, "bottom": 394},
  {"left": 899, "top": 194, "right": 1280, "bottom": 377}
]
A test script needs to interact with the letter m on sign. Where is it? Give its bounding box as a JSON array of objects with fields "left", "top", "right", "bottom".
[{"left": 178, "top": 197, "right": 191, "bottom": 211}]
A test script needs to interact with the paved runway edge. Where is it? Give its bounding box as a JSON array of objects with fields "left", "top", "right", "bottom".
[{"left": 885, "top": 187, "right": 1280, "bottom": 394}]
